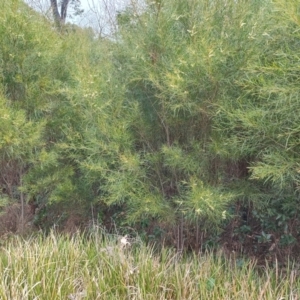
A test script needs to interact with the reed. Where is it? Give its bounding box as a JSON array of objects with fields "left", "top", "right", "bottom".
[{"left": 0, "top": 231, "right": 299, "bottom": 299}]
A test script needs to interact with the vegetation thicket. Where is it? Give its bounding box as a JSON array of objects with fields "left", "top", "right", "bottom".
[{"left": 1, "top": 0, "right": 300, "bottom": 258}]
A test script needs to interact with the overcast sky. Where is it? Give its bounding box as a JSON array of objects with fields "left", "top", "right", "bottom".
[
  {"left": 24, "top": 0, "right": 145, "bottom": 35},
  {"left": 76, "top": 0, "right": 133, "bottom": 34},
  {"left": 24, "top": 0, "right": 133, "bottom": 32},
  {"left": 79, "top": 0, "right": 90, "bottom": 10}
]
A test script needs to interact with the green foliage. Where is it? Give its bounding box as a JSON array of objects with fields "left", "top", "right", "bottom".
[
  {"left": 1, "top": 0, "right": 300, "bottom": 249},
  {"left": 183, "top": 178, "right": 233, "bottom": 223},
  {"left": 0, "top": 96, "right": 41, "bottom": 160},
  {"left": 111, "top": 0, "right": 270, "bottom": 228},
  {"left": 214, "top": 0, "right": 300, "bottom": 219}
]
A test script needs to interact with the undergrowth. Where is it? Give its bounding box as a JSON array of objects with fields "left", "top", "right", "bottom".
[{"left": 0, "top": 230, "right": 299, "bottom": 299}]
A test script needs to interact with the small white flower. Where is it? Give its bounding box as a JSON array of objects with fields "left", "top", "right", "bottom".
[
  {"left": 129, "top": 266, "right": 139, "bottom": 275},
  {"left": 195, "top": 208, "right": 201, "bottom": 215},
  {"left": 120, "top": 235, "right": 130, "bottom": 248}
]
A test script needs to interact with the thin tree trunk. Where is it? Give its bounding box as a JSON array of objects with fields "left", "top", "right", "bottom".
[
  {"left": 20, "top": 169, "right": 25, "bottom": 232},
  {"left": 50, "top": 0, "right": 70, "bottom": 25},
  {"left": 177, "top": 222, "right": 180, "bottom": 251},
  {"left": 50, "top": 0, "right": 61, "bottom": 24},
  {"left": 180, "top": 213, "right": 184, "bottom": 252},
  {"left": 176, "top": 213, "right": 184, "bottom": 252},
  {"left": 60, "top": 0, "right": 70, "bottom": 24},
  {"left": 196, "top": 218, "right": 200, "bottom": 252},
  {"left": 91, "top": 203, "right": 95, "bottom": 227}
]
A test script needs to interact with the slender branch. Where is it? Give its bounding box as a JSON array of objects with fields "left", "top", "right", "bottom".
[{"left": 19, "top": 168, "right": 25, "bottom": 233}]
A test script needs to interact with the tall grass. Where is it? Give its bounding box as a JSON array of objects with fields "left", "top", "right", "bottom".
[{"left": 0, "top": 231, "right": 299, "bottom": 299}]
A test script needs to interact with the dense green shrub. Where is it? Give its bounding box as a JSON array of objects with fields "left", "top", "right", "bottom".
[
  {"left": 109, "top": 0, "right": 269, "bottom": 228},
  {"left": 1, "top": 0, "right": 300, "bottom": 253}
]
